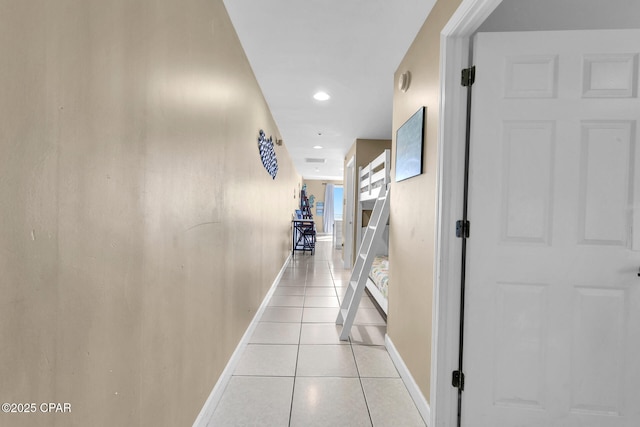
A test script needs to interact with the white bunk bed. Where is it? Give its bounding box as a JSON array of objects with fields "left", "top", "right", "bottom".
[{"left": 356, "top": 149, "right": 391, "bottom": 315}]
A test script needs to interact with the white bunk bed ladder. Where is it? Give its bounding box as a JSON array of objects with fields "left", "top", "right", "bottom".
[{"left": 336, "top": 185, "right": 390, "bottom": 341}]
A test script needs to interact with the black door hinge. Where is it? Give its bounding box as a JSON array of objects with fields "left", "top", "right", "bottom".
[
  {"left": 456, "top": 220, "right": 470, "bottom": 238},
  {"left": 461, "top": 66, "right": 476, "bottom": 87},
  {"left": 452, "top": 370, "right": 465, "bottom": 390}
]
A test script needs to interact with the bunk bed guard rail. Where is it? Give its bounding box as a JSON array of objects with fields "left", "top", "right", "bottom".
[{"left": 359, "top": 149, "right": 391, "bottom": 201}]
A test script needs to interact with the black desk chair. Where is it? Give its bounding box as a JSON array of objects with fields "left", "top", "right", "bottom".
[{"left": 301, "top": 223, "right": 316, "bottom": 254}]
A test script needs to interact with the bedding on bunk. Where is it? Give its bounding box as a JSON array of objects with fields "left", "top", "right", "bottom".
[{"left": 369, "top": 255, "right": 389, "bottom": 299}]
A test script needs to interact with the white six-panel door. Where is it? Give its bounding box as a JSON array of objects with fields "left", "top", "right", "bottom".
[{"left": 464, "top": 30, "right": 640, "bottom": 427}]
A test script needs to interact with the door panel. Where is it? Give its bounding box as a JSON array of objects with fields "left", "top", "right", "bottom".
[
  {"left": 501, "top": 121, "right": 555, "bottom": 244},
  {"left": 464, "top": 30, "right": 640, "bottom": 427},
  {"left": 571, "top": 287, "right": 626, "bottom": 416},
  {"left": 579, "top": 121, "right": 634, "bottom": 245},
  {"left": 492, "top": 282, "right": 547, "bottom": 410}
]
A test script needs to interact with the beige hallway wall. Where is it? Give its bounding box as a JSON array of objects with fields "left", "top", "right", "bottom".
[
  {"left": 302, "top": 180, "right": 342, "bottom": 233},
  {"left": 387, "top": 0, "right": 462, "bottom": 404},
  {"left": 0, "top": 1, "right": 300, "bottom": 426}
]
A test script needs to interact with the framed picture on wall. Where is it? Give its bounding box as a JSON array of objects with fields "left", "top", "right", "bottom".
[{"left": 395, "top": 106, "right": 425, "bottom": 182}]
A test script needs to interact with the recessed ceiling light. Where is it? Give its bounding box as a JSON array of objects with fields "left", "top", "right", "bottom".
[
  {"left": 313, "top": 145, "right": 323, "bottom": 149},
  {"left": 313, "top": 91, "right": 330, "bottom": 101}
]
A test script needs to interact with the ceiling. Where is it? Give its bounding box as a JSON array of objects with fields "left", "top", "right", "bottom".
[
  {"left": 223, "top": 0, "right": 437, "bottom": 180},
  {"left": 479, "top": 0, "right": 640, "bottom": 32}
]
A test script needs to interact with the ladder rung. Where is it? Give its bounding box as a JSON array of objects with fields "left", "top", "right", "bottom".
[
  {"left": 340, "top": 308, "right": 348, "bottom": 320},
  {"left": 368, "top": 225, "right": 376, "bottom": 230},
  {"left": 359, "top": 253, "right": 367, "bottom": 261},
  {"left": 350, "top": 280, "right": 358, "bottom": 290}
]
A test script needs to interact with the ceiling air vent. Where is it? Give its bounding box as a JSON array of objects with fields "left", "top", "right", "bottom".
[{"left": 305, "top": 158, "right": 326, "bottom": 163}]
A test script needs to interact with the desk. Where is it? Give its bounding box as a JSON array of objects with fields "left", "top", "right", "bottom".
[{"left": 292, "top": 219, "right": 316, "bottom": 255}]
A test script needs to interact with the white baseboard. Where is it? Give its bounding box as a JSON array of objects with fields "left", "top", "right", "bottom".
[
  {"left": 192, "top": 254, "right": 292, "bottom": 427},
  {"left": 385, "top": 334, "right": 432, "bottom": 426}
]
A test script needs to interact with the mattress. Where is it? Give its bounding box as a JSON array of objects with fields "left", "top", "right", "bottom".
[{"left": 369, "top": 255, "right": 389, "bottom": 299}]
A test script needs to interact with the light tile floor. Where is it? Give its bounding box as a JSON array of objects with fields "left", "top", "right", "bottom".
[{"left": 207, "top": 235, "right": 426, "bottom": 427}]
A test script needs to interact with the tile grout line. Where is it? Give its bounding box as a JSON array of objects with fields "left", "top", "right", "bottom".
[
  {"left": 293, "top": 249, "right": 375, "bottom": 425},
  {"left": 339, "top": 256, "right": 374, "bottom": 427},
  {"left": 350, "top": 335, "right": 375, "bottom": 427},
  {"left": 287, "top": 302, "right": 304, "bottom": 427},
  {"left": 287, "top": 260, "right": 307, "bottom": 427}
]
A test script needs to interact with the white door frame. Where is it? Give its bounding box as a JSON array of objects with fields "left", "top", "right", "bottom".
[
  {"left": 344, "top": 155, "right": 355, "bottom": 269},
  {"left": 432, "top": 0, "right": 503, "bottom": 425}
]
